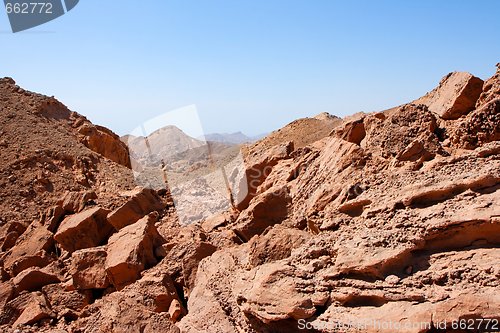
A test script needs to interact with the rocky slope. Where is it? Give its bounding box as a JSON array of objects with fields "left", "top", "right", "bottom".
[{"left": 0, "top": 64, "right": 499, "bottom": 333}]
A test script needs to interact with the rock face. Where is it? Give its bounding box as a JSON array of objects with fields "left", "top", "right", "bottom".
[
  {"left": 177, "top": 66, "right": 500, "bottom": 332},
  {"left": 105, "top": 214, "right": 165, "bottom": 290},
  {"left": 414, "top": 71, "right": 484, "bottom": 119},
  {"left": 54, "top": 207, "right": 113, "bottom": 253},
  {"left": 1, "top": 65, "right": 499, "bottom": 333}
]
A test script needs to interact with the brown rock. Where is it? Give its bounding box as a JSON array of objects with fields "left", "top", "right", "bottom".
[
  {"left": 168, "top": 299, "right": 182, "bottom": 322},
  {"left": 41, "top": 205, "right": 65, "bottom": 232},
  {"left": 4, "top": 223, "right": 54, "bottom": 276},
  {"left": 476, "top": 62, "right": 500, "bottom": 108},
  {"left": 0, "top": 281, "right": 14, "bottom": 308},
  {"left": 414, "top": 71, "right": 484, "bottom": 119},
  {"left": 42, "top": 283, "right": 92, "bottom": 314},
  {"left": 181, "top": 242, "right": 217, "bottom": 294},
  {"left": 105, "top": 214, "right": 165, "bottom": 290},
  {"left": 0, "top": 292, "right": 54, "bottom": 326},
  {"left": 1, "top": 231, "right": 19, "bottom": 251},
  {"left": 248, "top": 225, "right": 310, "bottom": 267},
  {"left": 363, "top": 103, "right": 442, "bottom": 160},
  {"left": 58, "top": 190, "right": 97, "bottom": 214},
  {"left": 9, "top": 254, "right": 51, "bottom": 277},
  {"left": 54, "top": 206, "right": 112, "bottom": 253},
  {"left": 235, "top": 262, "right": 317, "bottom": 323},
  {"left": 13, "top": 267, "right": 60, "bottom": 293},
  {"left": 201, "top": 210, "right": 235, "bottom": 233},
  {"left": 451, "top": 97, "right": 500, "bottom": 149},
  {"left": 70, "top": 247, "right": 110, "bottom": 290},
  {"left": 233, "top": 185, "right": 291, "bottom": 241},
  {"left": 107, "top": 187, "right": 164, "bottom": 230},
  {"left": 235, "top": 141, "right": 294, "bottom": 210},
  {"left": 78, "top": 123, "right": 131, "bottom": 168},
  {"left": 333, "top": 115, "right": 366, "bottom": 145},
  {"left": 12, "top": 292, "right": 54, "bottom": 327},
  {"left": 77, "top": 271, "right": 182, "bottom": 332}
]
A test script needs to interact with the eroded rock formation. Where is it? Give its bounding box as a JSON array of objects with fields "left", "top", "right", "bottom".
[{"left": 0, "top": 64, "right": 499, "bottom": 332}]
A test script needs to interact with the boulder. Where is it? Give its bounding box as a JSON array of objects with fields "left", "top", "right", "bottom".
[
  {"left": 107, "top": 187, "right": 164, "bottom": 230},
  {"left": 414, "top": 71, "right": 484, "bottom": 119},
  {"left": 362, "top": 103, "right": 442, "bottom": 160},
  {"left": 233, "top": 185, "right": 292, "bottom": 242},
  {"left": 235, "top": 262, "right": 317, "bottom": 323},
  {"left": 235, "top": 141, "right": 294, "bottom": 210},
  {"left": 54, "top": 206, "right": 112, "bottom": 253},
  {"left": 4, "top": 223, "right": 54, "bottom": 276},
  {"left": 1, "top": 231, "right": 20, "bottom": 251},
  {"left": 78, "top": 271, "right": 183, "bottom": 332},
  {"left": 8, "top": 254, "right": 51, "bottom": 277},
  {"left": 180, "top": 241, "right": 217, "bottom": 294},
  {"left": 58, "top": 190, "right": 97, "bottom": 214},
  {"left": 70, "top": 246, "right": 110, "bottom": 290},
  {"left": 333, "top": 114, "right": 366, "bottom": 145},
  {"left": 0, "top": 281, "right": 14, "bottom": 308},
  {"left": 78, "top": 123, "right": 131, "bottom": 168},
  {"left": 42, "top": 283, "right": 92, "bottom": 314},
  {"left": 247, "top": 225, "right": 310, "bottom": 267},
  {"left": 476, "top": 62, "right": 500, "bottom": 108},
  {"left": 13, "top": 267, "right": 60, "bottom": 293},
  {"left": 0, "top": 292, "right": 54, "bottom": 326},
  {"left": 12, "top": 292, "right": 54, "bottom": 327},
  {"left": 41, "top": 205, "right": 65, "bottom": 232},
  {"left": 105, "top": 214, "right": 165, "bottom": 290}
]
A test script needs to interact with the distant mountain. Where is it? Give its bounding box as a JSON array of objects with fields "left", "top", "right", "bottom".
[
  {"left": 123, "top": 125, "right": 205, "bottom": 162},
  {"left": 200, "top": 131, "right": 267, "bottom": 145}
]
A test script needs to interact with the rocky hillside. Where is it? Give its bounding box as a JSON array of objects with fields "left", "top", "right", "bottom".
[{"left": 0, "top": 64, "right": 499, "bottom": 333}]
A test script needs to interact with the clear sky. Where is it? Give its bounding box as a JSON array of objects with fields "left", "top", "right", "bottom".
[{"left": 1, "top": 1, "right": 499, "bottom": 137}]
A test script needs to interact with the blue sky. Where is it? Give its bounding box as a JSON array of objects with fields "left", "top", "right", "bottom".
[{"left": 1, "top": 1, "right": 499, "bottom": 137}]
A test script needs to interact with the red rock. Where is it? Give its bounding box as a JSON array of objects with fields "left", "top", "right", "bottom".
[
  {"left": 78, "top": 123, "right": 131, "bottom": 168},
  {"left": 105, "top": 214, "right": 165, "bottom": 290},
  {"left": 42, "top": 283, "right": 92, "bottom": 314},
  {"left": 9, "top": 254, "right": 51, "bottom": 277},
  {"left": 233, "top": 185, "right": 291, "bottom": 241},
  {"left": 0, "top": 281, "right": 14, "bottom": 308},
  {"left": 77, "top": 271, "right": 182, "bottom": 332},
  {"left": 12, "top": 292, "right": 54, "bottom": 327},
  {"left": 168, "top": 299, "right": 182, "bottom": 322},
  {"left": 476, "top": 62, "right": 500, "bottom": 108},
  {"left": 70, "top": 247, "right": 110, "bottom": 290},
  {"left": 333, "top": 114, "right": 366, "bottom": 145},
  {"left": 236, "top": 141, "right": 294, "bottom": 210},
  {"left": 41, "top": 205, "right": 65, "bottom": 232},
  {"left": 451, "top": 95, "right": 500, "bottom": 149},
  {"left": 0, "top": 292, "right": 53, "bottom": 326},
  {"left": 235, "top": 262, "right": 317, "bottom": 323},
  {"left": 247, "top": 225, "right": 310, "bottom": 267},
  {"left": 414, "top": 71, "right": 484, "bottom": 119},
  {"left": 107, "top": 187, "right": 164, "bottom": 230},
  {"left": 54, "top": 206, "right": 112, "bottom": 253},
  {"left": 58, "top": 190, "right": 97, "bottom": 214},
  {"left": 12, "top": 267, "right": 60, "bottom": 293},
  {"left": 181, "top": 242, "right": 217, "bottom": 294},
  {"left": 4, "top": 223, "right": 54, "bottom": 276},
  {"left": 1, "top": 231, "right": 19, "bottom": 251},
  {"left": 363, "top": 103, "right": 441, "bottom": 160}
]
